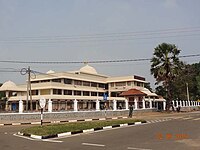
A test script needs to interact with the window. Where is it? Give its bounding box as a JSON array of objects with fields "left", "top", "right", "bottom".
[
  {"left": 53, "top": 89, "right": 62, "bottom": 95},
  {"left": 74, "top": 80, "right": 82, "bottom": 86},
  {"left": 83, "top": 91, "right": 90, "bottom": 96},
  {"left": 98, "top": 92, "right": 104, "bottom": 96},
  {"left": 52, "top": 78, "right": 61, "bottom": 83},
  {"left": 41, "top": 80, "right": 50, "bottom": 83},
  {"left": 91, "top": 92, "right": 97, "bottom": 96},
  {"left": 31, "top": 81, "right": 39, "bottom": 84},
  {"left": 32, "top": 90, "right": 39, "bottom": 95},
  {"left": 64, "top": 90, "right": 72, "bottom": 95},
  {"left": 64, "top": 79, "right": 72, "bottom": 84},
  {"left": 91, "top": 82, "right": 97, "bottom": 87},
  {"left": 111, "top": 92, "right": 117, "bottom": 97},
  {"left": 74, "top": 90, "right": 81, "bottom": 96},
  {"left": 40, "top": 89, "right": 50, "bottom": 95},
  {"left": 110, "top": 83, "right": 114, "bottom": 87},
  {"left": 134, "top": 81, "right": 137, "bottom": 86},
  {"left": 137, "top": 82, "right": 143, "bottom": 87},
  {"left": 111, "top": 92, "right": 121, "bottom": 97},
  {"left": 115, "top": 82, "right": 126, "bottom": 87},
  {"left": 127, "top": 81, "right": 132, "bottom": 86},
  {"left": 99, "top": 83, "right": 105, "bottom": 88},
  {"left": 83, "top": 81, "right": 90, "bottom": 86}
]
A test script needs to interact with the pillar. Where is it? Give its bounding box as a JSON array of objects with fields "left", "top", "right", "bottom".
[
  {"left": 96, "top": 99, "right": 100, "bottom": 111},
  {"left": 163, "top": 101, "right": 166, "bottom": 110},
  {"left": 125, "top": 99, "right": 129, "bottom": 110},
  {"left": 142, "top": 98, "right": 145, "bottom": 109},
  {"left": 19, "top": 99, "right": 23, "bottom": 113},
  {"left": 180, "top": 101, "right": 182, "bottom": 107},
  {"left": 74, "top": 99, "right": 78, "bottom": 112},
  {"left": 176, "top": 101, "right": 179, "bottom": 108},
  {"left": 188, "top": 101, "right": 191, "bottom": 106},
  {"left": 113, "top": 99, "right": 117, "bottom": 111},
  {"left": 183, "top": 101, "right": 185, "bottom": 107},
  {"left": 134, "top": 97, "right": 138, "bottom": 109},
  {"left": 5, "top": 91, "right": 9, "bottom": 111},
  {"left": 149, "top": 97, "right": 152, "bottom": 109},
  {"left": 48, "top": 99, "right": 52, "bottom": 112}
]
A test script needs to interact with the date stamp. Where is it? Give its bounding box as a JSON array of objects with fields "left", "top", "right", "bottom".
[{"left": 156, "top": 133, "right": 189, "bottom": 140}]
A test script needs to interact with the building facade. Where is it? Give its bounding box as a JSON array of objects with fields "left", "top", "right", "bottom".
[{"left": 0, "top": 65, "right": 166, "bottom": 112}]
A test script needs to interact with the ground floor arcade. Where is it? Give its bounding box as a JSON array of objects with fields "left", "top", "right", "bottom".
[{"left": 4, "top": 96, "right": 170, "bottom": 113}]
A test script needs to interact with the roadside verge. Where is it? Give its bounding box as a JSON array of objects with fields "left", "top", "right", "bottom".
[{"left": 18, "top": 119, "right": 147, "bottom": 139}]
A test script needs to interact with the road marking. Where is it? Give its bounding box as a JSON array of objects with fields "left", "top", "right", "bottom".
[
  {"left": 193, "top": 118, "right": 200, "bottom": 120},
  {"left": 127, "top": 147, "right": 152, "bottom": 150},
  {"left": 182, "top": 117, "right": 193, "bottom": 120},
  {"left": 13, "top": 133, "right": 63, "bottom": 143},
  {"left": 82, "top": 142, "right": 105, "bottom": 147},
  {"left": 42, "top": 139, "right": 63, "bottom": 143}
]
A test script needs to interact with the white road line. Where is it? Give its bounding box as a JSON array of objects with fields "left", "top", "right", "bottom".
[
  {"left": 13, "top": 133, "right": 63, "bottom": 143},
  {"left": 42, "top": 139, "right": 63, "bottom": 143},
  {"left": 193, "top": 118, "right": 200, "bottom": 120},
  {"left": 127, "top": 147, "right": 152, "bottom": 150},
  {"left": 182, "top": 117, "right": 193, "bottom": 120},
  {"left": 82, "top": 142, "right": 105, "bottom": 147}
]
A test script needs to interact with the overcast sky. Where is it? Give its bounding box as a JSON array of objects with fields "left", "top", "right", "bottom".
[{"left": 0, "top": 0, "right": 200, "bottom": 89}]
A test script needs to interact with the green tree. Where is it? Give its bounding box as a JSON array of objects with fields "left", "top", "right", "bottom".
[
  {"left": 144, "top": 82, "right": 153, "bottom": 92},
  {"left": 196, "top": 75, "right": 200, "bottom": 99},
  {"left": 151, "top": 43, "right": 183, "bottom": 111},
  {"left": 171, "top": 62, "right": 200, "bottom": 101},
  {"left": 155, "top": 86, "right": 167, "bottom": 98}
]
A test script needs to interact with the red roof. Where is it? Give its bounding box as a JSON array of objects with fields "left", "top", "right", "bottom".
[{"left": 120, "top": 89, "right": 147, "bottom": 96}]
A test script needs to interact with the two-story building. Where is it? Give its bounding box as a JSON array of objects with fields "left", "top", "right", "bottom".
[{"left": 0, "top": 65, "right": 166, "bottom": 112}]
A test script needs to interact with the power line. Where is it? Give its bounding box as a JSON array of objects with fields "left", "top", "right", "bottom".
[
  {"left": 0, "top": 27, "right": 200, "bottom": 44},
  {"left": 0, "top": 54, "right": 199, "bottom": 65}
]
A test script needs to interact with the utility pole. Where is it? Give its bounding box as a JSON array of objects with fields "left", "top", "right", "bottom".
[
  {"left": 186, "top": 82, "right": 190, "bottom": 101},
  {"left": 29, "top": 67, "right": 33, "bottom": 111},
  {"left": 26, "top": 68, "right": 29, "bottom": 111},
  {"left": 21, "top": 67, "right": 33, "bottom": 111}
]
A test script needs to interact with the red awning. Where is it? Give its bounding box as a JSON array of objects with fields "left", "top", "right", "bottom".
[{"left": 120, "top": 89, "right": 147, "bottom": 96}]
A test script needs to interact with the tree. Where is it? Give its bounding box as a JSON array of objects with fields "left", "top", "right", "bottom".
[
  {"left": 150, "top": 43, "right": 183, "bottom": 111},
  {"left": 144, "top": 82, "right": 153, "bottom": 93},
  {"left": 155, "top": 85, "right": 167, "bottom": 98}
]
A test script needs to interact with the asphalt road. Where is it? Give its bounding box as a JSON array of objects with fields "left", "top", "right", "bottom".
[{"left": 0, "top": 112, "right": 199, "bottom": 150}]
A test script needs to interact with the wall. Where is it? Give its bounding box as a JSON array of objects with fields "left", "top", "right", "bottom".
[{"left": 0, "top": 110, "right": 129, "bottom": 124}]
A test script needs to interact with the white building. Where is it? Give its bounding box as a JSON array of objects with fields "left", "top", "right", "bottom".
[{"left": 0, "top": 65, "right": 165, "bottom": 112}]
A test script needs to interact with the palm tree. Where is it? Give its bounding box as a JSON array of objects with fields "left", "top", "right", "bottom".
[{"left": 151, "top": 43, "right": 183, "bottom": 111}]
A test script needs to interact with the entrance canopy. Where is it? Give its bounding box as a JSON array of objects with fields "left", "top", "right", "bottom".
[{"left": 120, "top": 89, "right": 147, "bottom": 97}]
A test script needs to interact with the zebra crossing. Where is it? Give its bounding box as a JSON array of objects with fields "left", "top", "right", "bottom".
[
  {"left": 171, "top": 116, "right": 200, "bottom": 121},
  {"left": 146, "top": 116, "right": 200, "bottom": 124},
  {"left": 147, "top": 118, "right": 172, "bottom": 124}
]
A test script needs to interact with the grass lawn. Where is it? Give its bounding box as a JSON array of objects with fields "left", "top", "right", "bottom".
[{"left": 21, "top": 119, "right": 146, "bottom": 136}]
